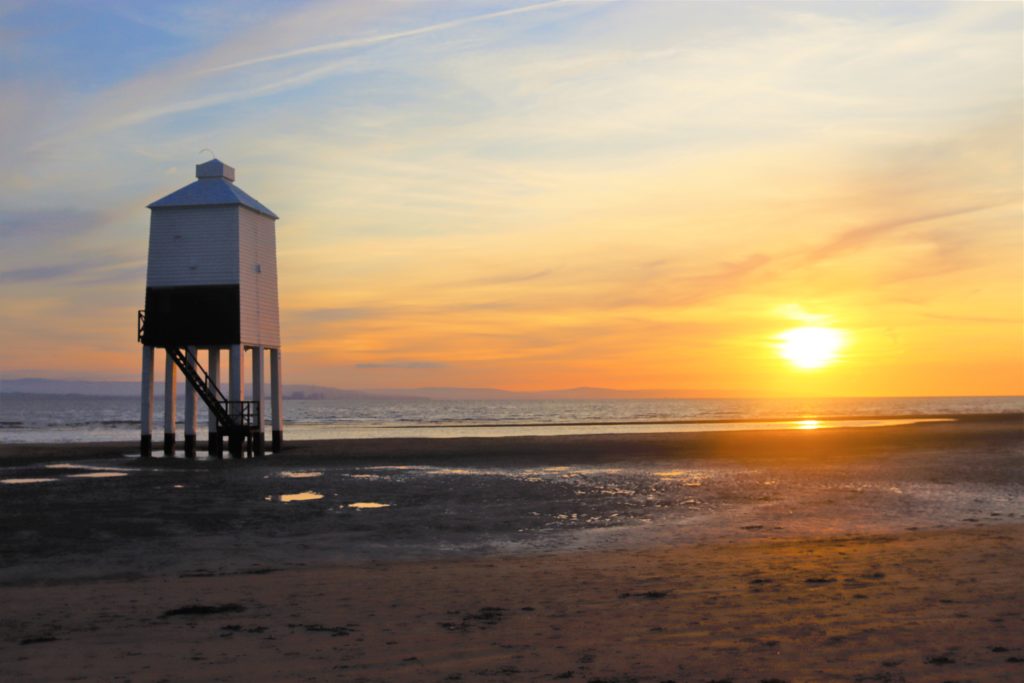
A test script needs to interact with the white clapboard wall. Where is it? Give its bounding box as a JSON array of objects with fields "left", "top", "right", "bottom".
[
  {"left": 145, "top": 159, "right": 280, "bottom": 349},
  {"left": 239, "top": 207, "right": 281, "bottom": 348}
]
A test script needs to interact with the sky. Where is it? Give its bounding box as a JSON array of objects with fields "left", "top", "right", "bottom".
[{"left": 0, "top": 0, "right": 1021, "bottom": 397}]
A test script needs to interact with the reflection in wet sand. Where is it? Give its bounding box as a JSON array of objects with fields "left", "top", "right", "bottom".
[
  {"left": 279, "top": 471, "right": 323, "bottom": 479},
  {"left": 266, "top": 491, "right": 324, "bottom": 502},
  {"left": 1, "top": 477, "right": 58, "bottom": 484},
  {"left": 347, "top": 502, "right": 390, "bottom": 509},
  {"left": 121, "top": 452, "right": 213, "bottom": 460}
]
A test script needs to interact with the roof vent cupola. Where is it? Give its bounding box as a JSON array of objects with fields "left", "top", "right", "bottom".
[{"left": 196, "top": 158, "right": 235, "bottom": 182}]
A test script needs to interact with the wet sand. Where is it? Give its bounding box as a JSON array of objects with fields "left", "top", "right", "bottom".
[{"left": 0, "top": 416, "right": 1021, "bottom": 681}]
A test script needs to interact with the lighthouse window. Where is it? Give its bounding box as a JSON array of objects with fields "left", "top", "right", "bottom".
[{"left": 254, "top": 263, "right": 262, "bottom": 273}]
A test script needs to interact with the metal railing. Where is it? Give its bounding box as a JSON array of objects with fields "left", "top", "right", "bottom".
[
  {"left": 168, "top": 347, "right": 259, "bottom": 432},
  {"left": 224, "top": 399, "right": 259, "bottom": 430}
]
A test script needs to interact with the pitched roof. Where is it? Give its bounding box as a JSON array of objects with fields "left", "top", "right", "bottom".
[{"left": 147, "top": 159, "right": 279, "bottom": 219}]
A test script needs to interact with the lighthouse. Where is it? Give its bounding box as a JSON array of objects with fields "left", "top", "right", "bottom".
[{"left": 138, "top": 159, "right": 284, "bottom": 458}]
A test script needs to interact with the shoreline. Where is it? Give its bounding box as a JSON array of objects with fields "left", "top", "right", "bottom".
[{"left": 0, "top": 411, "right": 1020, "bottom": 466}]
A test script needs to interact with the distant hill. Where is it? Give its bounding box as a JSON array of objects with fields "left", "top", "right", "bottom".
[
  {"left": 2, "top": 378, "right": 143, "bottom": 397},
  {"left": 282, "top": 385, "right": 416, "bottom": 400},
  {"left": 0, "top": 378, "right": 388, "bottom": 400},
  {"left": 0, "top": 378, "right": 690, "bottom": 400}
]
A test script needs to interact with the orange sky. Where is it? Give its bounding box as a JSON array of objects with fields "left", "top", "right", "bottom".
[{"left": 0, "top": 1, "right": 1021, "bottom": 396}]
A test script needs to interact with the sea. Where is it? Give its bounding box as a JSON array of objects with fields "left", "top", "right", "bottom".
[{"left": 0, "top": 393, "right": 1020, "bottom": 444}]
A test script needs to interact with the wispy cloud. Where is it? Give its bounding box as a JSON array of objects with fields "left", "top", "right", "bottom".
[
  {"left": 207, "top": 0, "right": 573, "bottom": 73},
  {"left": 0, "top": 209, "right": 108, "bottom": 245},
  {"left": 111, "top": 61, "right": 350, "bottom": 128},
  {"left": 294, "top": 307, "right": 385, "bottom": 322},
  {"left": 798, "top": 203, "right": 1009, "bottom": 265},
  {"left": 921, "top": 312, "right": 1021, "bottom": 325},
  {"left": 457, "top": 269, "right": 552, "bottom": 287},
  {"left": 0, "top": 261, "right": 96, "bottom": 284},
  {"left": 355, "top": 361, "right": 447, "bottom": 370},
  {"left": 0, "top": 256, "right": 142, "bottom": 285}
]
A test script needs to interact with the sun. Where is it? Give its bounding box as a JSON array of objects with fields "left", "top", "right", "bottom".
[{"left": 778, "top": 327, "right": 844, "bottom": 369}]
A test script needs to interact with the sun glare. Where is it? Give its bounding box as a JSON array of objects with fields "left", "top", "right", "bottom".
[{"left": 778, "top": 327, "right": 844, "bottom": 370}]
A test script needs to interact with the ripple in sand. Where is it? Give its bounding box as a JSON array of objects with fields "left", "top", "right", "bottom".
[
  {"left": 367, "top": 465, "right": 429, "bottom": 471},
  {"left": 347, "top": 502, "right": 390, "bottom": 509},
  {"left": 47, "top": 463, "right": 131, "bottom": 472},
  {"left": 265, "top": 491, "right": 324, "bottom": 502},
  {"left": 654, "top": 470, "right": 707, "bottom": 486},
  {"left": 278, "top": 471, "right": 323, "bottom": 479},
  {"left": 1, "top": 477, "right": 58, "bottom": 484},
  {"left": 67, "top": 472, "right": 128, "bottom": 479}
]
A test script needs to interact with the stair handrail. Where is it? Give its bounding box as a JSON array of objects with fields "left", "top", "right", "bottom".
[
  {"left": 180, "top": 347, "right": 228, "bottom": 404},
  {"left": 179, "top": 349, "right": 258, "bottom": 428},
  {"left": 167, "top": 347, "right": 260, "bottom": 431},
  {"left": 168, "top": 347, "right": 232, "bottom": 428}
]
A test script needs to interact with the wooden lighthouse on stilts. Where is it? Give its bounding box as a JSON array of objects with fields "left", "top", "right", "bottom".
[{"left": 138, "top": 159, "right": 284, "bottom": 458}]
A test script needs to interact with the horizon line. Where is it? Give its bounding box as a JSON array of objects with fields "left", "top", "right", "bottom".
[{"left": 2, "top": 378, "right": 1021, "bottom": 401}]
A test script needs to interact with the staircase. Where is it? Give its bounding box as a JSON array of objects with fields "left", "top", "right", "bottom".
[{"left": 139, "top": 310, "right": 260, "bottom": 456}]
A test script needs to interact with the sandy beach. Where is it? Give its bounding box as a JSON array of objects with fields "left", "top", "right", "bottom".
[{"left": 1, "top": 416, "right": 1021, "bottom": 681}]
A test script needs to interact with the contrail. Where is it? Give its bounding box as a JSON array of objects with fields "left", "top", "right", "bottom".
[{"left": 208, "top": 0, "right": 572, "bottom": 73}]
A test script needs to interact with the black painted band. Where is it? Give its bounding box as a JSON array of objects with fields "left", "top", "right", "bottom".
[{"left": 142, "top": 285, "right": 240, "bottom": 346}]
